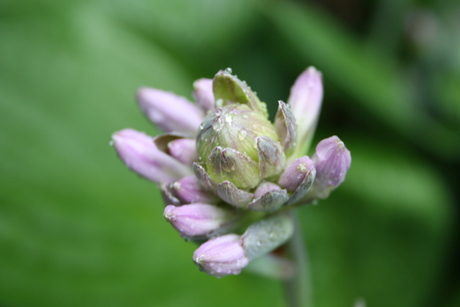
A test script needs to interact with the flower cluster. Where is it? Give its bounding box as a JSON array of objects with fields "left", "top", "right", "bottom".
[{"left": 112, "top": 67, "right": 351, "bottom": 278}]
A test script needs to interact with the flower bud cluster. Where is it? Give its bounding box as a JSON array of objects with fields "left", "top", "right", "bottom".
[{"left": 112, "top": 67, "right": 351, "bottom": 277}]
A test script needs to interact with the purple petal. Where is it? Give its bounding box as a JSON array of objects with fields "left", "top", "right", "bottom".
[
  {"left": 171, "top": 175, "right": 218, "bottom": 204},
  {"left": 137, "top": 87, "right": 204, "bottom": 135},
  {"left": 164, "top": 203, "right": 240, "bottom": 240},
  {"left": 193, "top": 234, "right": 249, "bottom": 278},
  {"left": 168, "top": 138, "right": 199, "bottom": 166},
  {"left": 193, "top": 78, "right": 215, "bottom": 112},
  {"left": 287, "top": 67, "right": 323, "bottom": 156},
  {"left": 308, "top": 136, "right": 351, "bottom": 199},
  {"left": 112, "top": 129, "right": 192, "bottom": 183}
]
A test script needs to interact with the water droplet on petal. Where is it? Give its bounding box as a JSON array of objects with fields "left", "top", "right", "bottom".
[
  {"left": 225, "top": 113, "right": 233, "bottom": 123},
  {"left": 238, "top": 129, "right": 247, "bottom": 141},
  {"left": 225, "top": 67, "right": 232, "bottom": 74}
]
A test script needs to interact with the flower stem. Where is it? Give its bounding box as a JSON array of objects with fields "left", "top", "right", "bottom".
[{"left": 282, "top": 210, "right": 312, "bottom": 307}]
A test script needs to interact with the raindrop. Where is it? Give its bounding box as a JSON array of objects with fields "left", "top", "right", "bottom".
[
  {"left": 212, "top": 118, "right": 224, "bottom": 131},
  {"left": 225, "top": 113, "right": 233, "bottom": 123},
  {"left": 225, "top": 67, "right": 232, "bottom": 74},
  {"left": 109, "top": 140, "right": 114, "bottom": 146},
  {"left": 256, "top": 240, "right": 262, "bottom": 246},
  {"left": 238, "top": 129, "right": 247, "bottom": 141}
]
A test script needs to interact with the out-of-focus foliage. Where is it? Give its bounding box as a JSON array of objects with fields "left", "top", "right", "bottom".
[{"left": 0, "top": 1, "right": 458, "bottom": 307}]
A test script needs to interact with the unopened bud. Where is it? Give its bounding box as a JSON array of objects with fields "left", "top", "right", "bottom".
[
  {"left": 164, "top": 203, "right": 240, "bottom": 240},
  {"left": 168, "top": 138, "right": 198, "bottom": 166},
  {"left": 193, "top": 234, "right": 249, "bottom": 278},
  {"left": 307, "top": 136, "right": 351, "bottom": 199},
  {"left": 112, "top": 129, "right": 191, "bottom": 183},
  {"left": 137, "top": 87, "right": 203, "bottom": 135},
  {"left": 170, "top": 175, "right": 217, "bottom": 204},
  {"left": 287, "top": 67, "right": 323, "bottom": 157},
  {"left": 193, "top": 78, "right": 214, "bottom": 113}
]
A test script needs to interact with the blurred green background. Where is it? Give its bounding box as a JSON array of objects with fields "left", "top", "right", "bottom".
[{"left": 1, "top": 0, "right": 459, "bottom": 306}]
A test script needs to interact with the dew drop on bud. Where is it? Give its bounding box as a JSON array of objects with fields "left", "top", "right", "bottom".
[
  {"left": 225, "top": 67, "right": 233, "bottom": 74},
  {"left": 225, "top": 113, "right": 233, "bottom": 123},
  {"left": 238, "top": 129, "right": 248, "bottom": 141}
]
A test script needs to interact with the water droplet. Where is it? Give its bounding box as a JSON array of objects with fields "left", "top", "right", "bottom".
[
  {"left": 216, "top": 266, "right": 222, "bottom": 273},
  {"left": 225, "top": 67, "right": 232, "bottom": 74},
  {"left": 199, "top": 123, "right": 205, "bottom": 130},
  {"left": 212, "top": 118, "right": 224, "bottom": 131},
  {"left": 225, "top": 113, "right": 233, "bottom": 123},
  {"left": 256, "top": 240, "right": 262, "bottom": 246},
  {"left": 109, "top": 140, "right": 114, "bottom": 146},
  {"left": 242, "top": 114, "right": 249, "bottom": 119},
  {"left": 238, "top": 129, "right": 247, "bottom": 141}
]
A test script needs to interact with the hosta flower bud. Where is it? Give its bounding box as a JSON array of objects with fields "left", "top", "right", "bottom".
[
  {"left": 195, "top": 71, "right": 286, "bottom": 191},
  {"left": 114, "top": 67, "right": 352, "bottom": 279},
  {"left": 169, "top": 175, "right": 218, "bottom": 204},
  {"left": 112, "top": 129, "right": 191, "bottom": 183},
  {"left": 278, "top": 156, "right": 316, "bottom": 205},
  {"left": 164, "top": 203, "right": 241, "bottom": 240},
  {"left": 193, "top": 78, "right": 214, "bottom": 113},
  {"left": 241, "top": 213, "right": 294, "bottom": 260},
  {"left": 167, "top": 138, "right": 198, "bottom": 166},
  {"left": 306, "top": 136, "right": 351, "bottom": 200},
  {"left": 193, "top": 234, "right": 249, "bottom": 278},
  {"left": 137, "top": 87, "right": 204, "bottom": 135},
  {"left": 287, "top": 67, "right": 323, "bottom": 157},
  {"left": 247, "top": 182, "right": 288, "bottom": 212}
]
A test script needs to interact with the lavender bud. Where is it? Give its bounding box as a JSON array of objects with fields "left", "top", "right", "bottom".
[
  {"left": 168, "top": 138, "right": 198, "bottom": 166},
  {"left": 247, "top": 183, "right": 288, "bottom": 212},
  {"left": 193, "top": 234, "right": 249, "bottom": 278},
  {"left": 307, "top": 136, "right": 351, "bottom": 199},
  {"left": 137, "top": 87, "right": 204, "bottom": 135},
  {"left": 171, "top": 175, "right": 217, "bottom": 204},
  {"left": 193, "top": 78, "right": 214, "bottom": 113},
  {"left": 278, "top": 156, "right": 315, "bottom": 192},
  {"left": 164, "top": 203, "right": 240, "bottom": 240},
  {"left": 287, "top": 67, "right": 323, "bottom": 157},
  {"left": 112, "top": 129, "right": 191, "bottom": 183},
  {"left": 254, "top": 182, "right": 283, "bottom": 199}
]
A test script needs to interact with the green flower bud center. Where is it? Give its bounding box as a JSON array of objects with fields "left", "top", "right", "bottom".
[{"left": 196, "top": 104, "right": 278, "bottom": 163}]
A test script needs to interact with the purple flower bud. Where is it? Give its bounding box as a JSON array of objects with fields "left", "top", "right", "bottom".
[
  {"left": 308, "top": 136, "right": 351, "bottom": 199},
  {"left": 254, "top": 182, "right": 283, "bottom": 199},
  {"left": 278, "top": 156, "right": 315, "bottom": 192},
  {"left": 164, "top": 203, "right": 240, "bottom": 240},
  {"left": 247, "top": 183, "right": 288, "bottom": 212},
  {"left": 112, "top": 129, "right": 192, "bottom": 183},
  {"left": 137, "top": 87, "right": 204, "bottom": 135},
  {"left": 168, "top": 138, "right": 198, "bottom": 166},
  {"left": 278, "top": 156, "right": 316, "bottom": 205},
  {"left": 171, "top": 175, "right": 217, "bottom": 204},
  {"left": 287, "top": 67, "right": 323, "bottom": 157},
  {"left": 193, "top": 78, "right": 215, "bottom": 112},
  {"left": 193, "top": 234, "right": 249, "bottom": 278}
]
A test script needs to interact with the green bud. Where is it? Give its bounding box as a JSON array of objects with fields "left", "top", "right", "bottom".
[{"left": 213, "top": 69, "right": 269, "bottom": 118}]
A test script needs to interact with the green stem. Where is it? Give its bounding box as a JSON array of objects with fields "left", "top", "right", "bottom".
[{"left": 283, "top": 211, "right": 312, "bottom": 307}]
